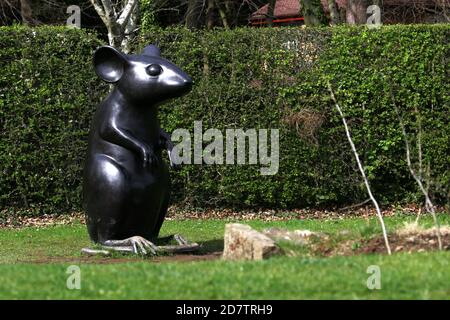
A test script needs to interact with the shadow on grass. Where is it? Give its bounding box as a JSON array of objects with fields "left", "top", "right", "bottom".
[
  {"left": 154, "top": 235, "right": 224, "bottom": 255},
  {"left": 198, "top": 238, "right": 224, "bottom": 255}
]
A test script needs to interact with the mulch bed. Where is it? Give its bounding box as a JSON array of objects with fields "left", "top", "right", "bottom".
[
  {"left": 356, "top": 230, "right": 450, "bottom": 255},
  {"left": 0, "top": 203, "right": 437, "bottom": 228},
  {"left": 309, "top": 226, "right": 450, "bottom": 257}
]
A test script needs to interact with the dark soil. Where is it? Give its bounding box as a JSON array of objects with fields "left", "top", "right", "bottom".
[
  {"left": 356, "top": 232, "right": 450, "bottom": 255},
  {"left": 297, "top": 228, "right": 450, "bottom": 257}
]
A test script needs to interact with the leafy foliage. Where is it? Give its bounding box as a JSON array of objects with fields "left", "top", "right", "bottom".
[
  {"left": 0, "top": 26, "right": 104, "bottom": 214},
  {"left": 320, "top": 25, "right": 450, "bottom": 204},
  {"left": 137, "top": 25, "right": 449, "bottom": 209},
  {"left": 0, "top": 25, "right": 448, "bottom": 215}
]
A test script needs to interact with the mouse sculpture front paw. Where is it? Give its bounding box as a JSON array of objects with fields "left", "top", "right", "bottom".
[
  {"left": 102, "top": 236, "right": 159, "bottom": 256},
  {"left": 140, "top": 145, "right": 159, "bottom": 168},
  {"left": 127, "top": 236, "right": 158, "bottom": 255},
  {"left": 168, "top": 151, "right": 181, "bottom": 171}
]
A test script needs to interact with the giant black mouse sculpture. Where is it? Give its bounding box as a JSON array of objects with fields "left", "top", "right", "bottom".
[{"left": 82, "top": 45, "right": 196, "bottom": 256}]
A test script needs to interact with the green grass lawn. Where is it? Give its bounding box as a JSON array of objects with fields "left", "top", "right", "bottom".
[{"left": 0, "top": 214, "right": 449, "bottom": 299}]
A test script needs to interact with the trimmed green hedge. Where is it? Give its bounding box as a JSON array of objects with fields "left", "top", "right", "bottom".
[
  {"left": 320, "top": 26, "right": 450, "bottom": 205},
  {"left": 0, "top": 26, "right": 105, "bottom": 214},
  {"left": 1, "top": 25, "right": 449, "bottom": 215},
  {"left": 137, "top": 25, "right": 449, "bottom": 208}
]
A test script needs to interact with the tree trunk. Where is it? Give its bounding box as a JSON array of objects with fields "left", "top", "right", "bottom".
[
  {"left": 266, "top": 0, "right": 276, "bottom": 26},
  {"left": 20, "top": 0, "right": 33, "bottom": 25},
  {"left": 121, "top": 3, "right": 139, "bottom": 53},
  {"left": 346, "top": 0, "right": 368, "bottom": 24},
  {"left": 223, "top": 0, "right": 235, "bottom": 25},
  {"left": 300, "top": 0, "right": 327, "bottom": 26},
  {"left": 215, "top": 0, "right": 230, "bottom": 29},
  {"left": 339, "top": 5, "right": 346, "bottom": 22},
  {"left": 327, "top": 0, "right": 340, "bottom": 25},
  {"left": 107, "top": 22, "right": 123, "bottom": 49},
  {"left": 206, "top": 0, "right": 215, "bottom": 30},
  {"left": 437, "top": 0, "right": 450, "bottom": 22},
  {"left": 185, "top": 0, "right": 199, "bottom": 29},
  {"left": 90, "top": 0, "right": 139, "bottom": 52}
]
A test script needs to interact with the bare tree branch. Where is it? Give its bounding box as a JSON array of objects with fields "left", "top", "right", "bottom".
[
  {"left": 327, "top": 0, "right": 341, "bottom": 25},
  {"left": 20, "top": 0, "right": 32, "bottom": 25},
  {"left": 328, "top": 83, "right": 391, "bottom": 255},
  {"left": 89, "top": 0, "right": 140, "bottom": 52},
  {"left": 215, "top": 0, "right": 230, "bottom": 29},
  {"left": 117, "top": 0, "right": 138, "bottom": 26},
  {"left": 390, "top": 92, "right": 442, "bottom": 250},
  {"left": 90, "top": 0, "right": 108, "bottom": 25},
  {"left": 100, "top": 0, "right": 115, "bottom": 19}
]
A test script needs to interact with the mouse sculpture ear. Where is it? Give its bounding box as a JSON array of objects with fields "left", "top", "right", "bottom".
[
  {"left": 93, "top": 46, "right": 127, "bottom": 83},
  {"left": 142, "top": 45, "right": 160, "bottom": 57}
]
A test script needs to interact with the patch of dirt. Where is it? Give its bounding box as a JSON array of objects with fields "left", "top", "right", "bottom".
[
  {"left": 27, "top": 252, "right": 223, "bottom": 264},
  {"left": 312, "top": 239, "right": 357, "bottom": 257},
  {"left": 356, "top": 227, "right": 450, "bottom": 255},
  {"left": 285, "top": 225, "right": 450, "bottom": 257}
]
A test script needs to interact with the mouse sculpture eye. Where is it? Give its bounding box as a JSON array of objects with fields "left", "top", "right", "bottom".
[{"left": 146, "top": 64, "right": 163, "bottom": 76}]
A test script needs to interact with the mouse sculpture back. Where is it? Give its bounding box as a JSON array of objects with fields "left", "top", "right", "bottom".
[{"left": 82, "top": 45, "right": 196, "bottom": 255}]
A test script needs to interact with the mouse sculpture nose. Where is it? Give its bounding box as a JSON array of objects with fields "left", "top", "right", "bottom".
[
  {"left": 185, "top": 77, "right": 193, "bottom": 87},
  {"left": 181, "top": 75, "right": 193, "bottom": 93}
]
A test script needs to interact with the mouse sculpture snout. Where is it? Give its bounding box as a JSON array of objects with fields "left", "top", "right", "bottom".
[
  {"left": 177, "top": 73, "right": 193, "bottom": 94},
  {"left": 139, "top": 44, "right": 193, "bottom": 98}
]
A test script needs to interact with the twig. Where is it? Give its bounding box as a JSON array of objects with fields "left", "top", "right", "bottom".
[
  {"left": 415, "top": 207, "right": 422, "bottom": 225},
  {"left": 337, "top": 198, "right": 371, "bottom": 212},
  {"left": 328, "top": 83, "right": 391, "bottom": 255},
  {"left": 415, "top": 105, "right": 423, "bottom": 180},
  {"left": 390, "top": 93, "right": 442, "bottom": 250}
]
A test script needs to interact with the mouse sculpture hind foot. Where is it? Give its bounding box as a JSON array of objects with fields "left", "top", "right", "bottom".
[
  {"left": 81, "top": 235, "right": 199, "bottom": 256},
  {"left": 155, "top": 234, "right": 200, "bottom": 253}
]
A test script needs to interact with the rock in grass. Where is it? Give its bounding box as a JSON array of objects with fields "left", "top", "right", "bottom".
[
  {"left": 223, "top": 223, "right": 280, "bottom": 260},
  {"left": 262, "top": 228, "right": 327, "bottom": 245}
]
